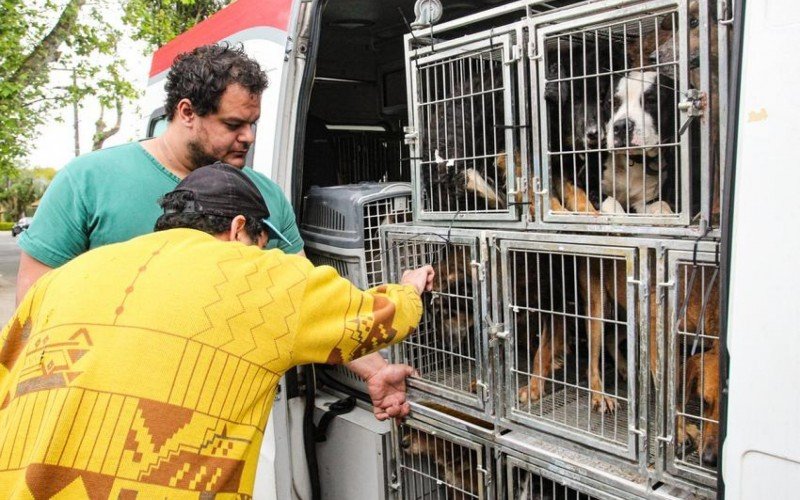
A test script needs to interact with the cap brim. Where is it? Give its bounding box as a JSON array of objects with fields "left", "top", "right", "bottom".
[{"left": 263, "top": 218, "right": 292, "bottom": 246}]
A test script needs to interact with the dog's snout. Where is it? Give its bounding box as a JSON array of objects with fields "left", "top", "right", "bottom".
[
  {"left": 401, "top": 434, "right": 411, "bottom": 450},
  {"left": 613, "top": 119, "right": 634, "bottom": 138},
  {"left": 586, "top": 127, "right": 599, "bottom": 146},
  {"left": 701, "top": 445, "right": 718, "bottom": 466}
]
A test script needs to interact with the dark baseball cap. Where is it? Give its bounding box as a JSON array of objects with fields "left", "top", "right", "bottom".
[{"left": 167, "top": 162, "right": 291, "bottom": 245}]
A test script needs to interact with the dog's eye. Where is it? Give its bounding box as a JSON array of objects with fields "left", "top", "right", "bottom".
[{"left": 689, "top": 17, "right": 699, "bottom": 28}]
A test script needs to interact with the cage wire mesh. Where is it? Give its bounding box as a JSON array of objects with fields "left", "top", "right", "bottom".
[
  {"left": 332, "top": 130, "right": 408, "bottom": 184},
  {"left": 415, "top": 42, "right": 517, "bottom": 216},
  {"left": 538, "top": 9, "right": 691, "bottom": 222},
  {"left": 364, "top": 197, "right": 413, "bottom": 288},
  {"left": 389, "top": 236, "right": 481, "bottom": 398},
  {"left": 505, "top": 246, "right": 635, "bottom": 449},
  {"left": 507, "top": 461, "right": 601, "bottom": 500},
  {"left": 671, "top": 260, "right": 721, "bottom": 476},
  {"left": 397, "top": 423, "right": 484, "bottom": 499}
]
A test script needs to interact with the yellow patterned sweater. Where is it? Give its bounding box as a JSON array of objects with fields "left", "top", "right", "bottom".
[{"left": 0, "top": 228, "right": 422, "bottom": 498}]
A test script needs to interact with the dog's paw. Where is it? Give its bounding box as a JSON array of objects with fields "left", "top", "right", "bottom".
[
  {"left": 518, "top": 380, "right": 543, "bottom": 405},
  {"left": 592, "top": 393, "right": 618, "bottom": 414},
  {"left": 644, "top": 200, "right": 674, "bottom": 215},
  {"left": 600, "top": 196, "right": 626, "bottom": 214}
]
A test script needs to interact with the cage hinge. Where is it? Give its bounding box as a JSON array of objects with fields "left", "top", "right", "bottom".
[
  {"left": 656, "top": 434, "right": 674, "bottom": 444},
  {"left": 284, "top": 36, "right": 295, "bottom": 61},
  {"left": 471, "top": 260, "right": 486, "bottom": 282},
  {"left": 403, "top": 126, "right": 418, "bottom": 145},
  {"left": 527, "top": 38, "right": 541, "bottom": 60},
  {"left": 532, "top": 177, "right": 548, "bottom": 196},
  {"left": 474, "top": 381, "right": 489, "bottom": 401},
  {"left": 629, "top": 426, "right": 646, "bottom": 437},
  {"left": 479, "top": 467, "right": 491, "bottom": 489}
]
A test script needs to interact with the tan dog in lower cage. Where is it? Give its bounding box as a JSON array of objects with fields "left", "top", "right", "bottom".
[
  {"left": 401, "top": 427, "right": 481, "bottom": 500},
  {"left": 518, "top": 183, "right": 721, "bottom": 443}
]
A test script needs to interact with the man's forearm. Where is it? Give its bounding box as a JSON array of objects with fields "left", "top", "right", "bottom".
[{"left": 345, "top": 351, "right": 388, "bottom": 381}]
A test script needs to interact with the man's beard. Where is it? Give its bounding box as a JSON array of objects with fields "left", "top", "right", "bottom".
[{"left": 186, "top": 139, "right": 222, "bottom": 171}]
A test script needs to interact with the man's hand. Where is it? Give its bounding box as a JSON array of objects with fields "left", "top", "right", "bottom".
[
  {"left": 401, "top": 265, "right": 435, "bottom": 296},
  {"left": 364, "top": 363, "right": 418, "bottom": 421}
]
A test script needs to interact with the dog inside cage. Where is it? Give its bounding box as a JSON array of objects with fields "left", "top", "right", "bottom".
[
  {"left": 508, "top": 247, "right": 633, "bottom": 445},
  {"left": 510, "top": 463, "right": 598, "bottom": 500},
  {"left": 673, "top": 262, "right": 721, "bottom": 469},
  {"left": 417, "top": 46, "right": 512, "bottom": 214},
  {"left": 391, "top": 238, "right": 480, "bottom": 395},
  {"left": 540, "top": 3, "right": 723, "bottom": 223},
  {"left": 399, "top": 424, "right": 482, "bottom": 500}
]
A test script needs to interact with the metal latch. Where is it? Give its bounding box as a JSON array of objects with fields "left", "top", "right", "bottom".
[
  {"left": 506, "top": 44, "right": 523, "bottom": 65},
  {"left": 678, "top": 89, "right": 705, "bottom": 135},
  {"left": 403, "top": 126, "right": 418, "bottom": 145},
  {"left": 656, "top": 434, "right": 674, "bottom": 444},
  {"left": 470, "top": 260, "right": 486, "bottom": 282}
]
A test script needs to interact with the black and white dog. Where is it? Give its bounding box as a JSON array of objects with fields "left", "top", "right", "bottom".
[{"left": 601, "top": 70, "right": 677, "bottom": 215}]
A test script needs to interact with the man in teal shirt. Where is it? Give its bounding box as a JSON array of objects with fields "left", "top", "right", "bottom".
[{"left": 17, "top": 43, "right": 414, "bottom": 422}]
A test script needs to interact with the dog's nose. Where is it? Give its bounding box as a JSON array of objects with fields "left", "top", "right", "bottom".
[
  {"left": 613, "top": 119, "right": 634, "bottom": 139},
  {"left": 586, "top": 128, "right": 599, "bottom": 147},
  {"left": 702, "top": 445, "right": 718, "bottom": 466}
]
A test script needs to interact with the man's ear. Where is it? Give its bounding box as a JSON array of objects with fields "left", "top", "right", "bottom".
[
  {"left": 228, "top": 215, "right": 248, "bottom": 241},
  {"left": 175, "top": 98, "right": 196, "bottom": 126}
]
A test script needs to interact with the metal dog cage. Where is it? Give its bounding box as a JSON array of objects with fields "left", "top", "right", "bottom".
[
  {"left": 406, "top": 22, "right": 526, "bottom": 225},
  {"left": 526, "top": 0, "right": 727, "bottom": 235},
  {"left": 502, "top": 452, "right": 637, "bottom": 500},
  {"left": 659, "top": 249, "right": 721, "bottom": 488},
  {"left": 496, "top": 235, "right": 646, "bottom": 461},
  {"left": 383, "top": 225, "right": 492, "bottom": 418},
  {"left": 301, "top": 182, "right": 413, "bottom": 393},
  {"left": 393, "top": 419, "right": 490, "bottom": 500}
]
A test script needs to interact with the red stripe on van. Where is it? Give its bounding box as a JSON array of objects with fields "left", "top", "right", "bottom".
[{"left": 149, "top": 0, "right": 293, "bottom": 78}]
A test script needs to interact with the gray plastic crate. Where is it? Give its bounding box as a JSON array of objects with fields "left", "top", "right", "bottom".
[{"left": 301, "top": 182, "right": 413, "bottom": 290}]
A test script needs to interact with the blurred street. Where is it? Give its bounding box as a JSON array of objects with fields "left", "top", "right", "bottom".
[{"left": 0, "top": 232, "right": 20, "bottom": 325}]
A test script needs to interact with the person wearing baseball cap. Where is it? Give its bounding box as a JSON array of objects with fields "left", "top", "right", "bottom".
[
  {"left": 0, "top": 163, "right": 434, "bottom": 498},
  {"left": 158, "top": 161, "right": 292, "bottom": 248}
]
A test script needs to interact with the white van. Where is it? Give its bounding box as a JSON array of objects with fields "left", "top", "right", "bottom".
[{"left": 141, "top": 0, "right": 800, "bottom": 498}]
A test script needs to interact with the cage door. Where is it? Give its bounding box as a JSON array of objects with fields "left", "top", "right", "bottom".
[
  {"left": 662, "top": 250, "right": 721, "bottom": 487},
  {"left": 499, "top": 239, "right": 642, "bottom": 461},
  {"left": 386, "top": 230, "right": 490, "bottom": 414},
  {"left": 408, "top": 32, "right": 520, "bottom": 223}
]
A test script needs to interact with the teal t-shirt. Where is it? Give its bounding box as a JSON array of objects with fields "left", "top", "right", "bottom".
[{"left": 19, "top": 142, "right": 303, "bottom": 267}]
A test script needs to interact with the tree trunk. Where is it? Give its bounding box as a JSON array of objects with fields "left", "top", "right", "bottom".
[
  {"left": 7, "top": 0, "right": 88, "bottom": 92},
  {"left": 92, "top": 100, "right": 123, "bottom": 151}
]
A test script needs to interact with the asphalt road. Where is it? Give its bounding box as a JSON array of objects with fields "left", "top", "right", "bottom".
[{"left": 0, "top": 232, "right": 20, "bottom": 324}]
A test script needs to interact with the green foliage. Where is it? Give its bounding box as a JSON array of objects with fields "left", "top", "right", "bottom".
[
  {"left": 0, "top": 222, "right": 14, "bottom": 231},
  {"left": 0, "top": 168, "right": 50, "bottom": 220},
  {"left": 123, "top": 0, "right": 231, "bottom": 50},
  {"left": 0, "top": 0, "right": 140, "bottom": 175}
]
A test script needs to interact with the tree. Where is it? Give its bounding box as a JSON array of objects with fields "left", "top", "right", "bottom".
[
  {"left": 123, "top": 0, "right": 231, "bottom": 49},
  {"left": 0, "top": 169, "right": 50, "bottom": 220},
  {"left": 0, "top": 0, "right": 139, "bottom": 174}
]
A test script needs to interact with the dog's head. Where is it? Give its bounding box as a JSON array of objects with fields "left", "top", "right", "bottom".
[
  {"left": 650, "top": 1, "right": 718, "bottom": 80},
  {"left": 604, "top": 70, "right": 676, "bottom": 152},
  {"left": 545, "top": 59, "right": 606, "bottom": 152},
  {"left": 684, "top": 346, "right": 721, "bottom": 466},
  {"left": 428, "top": 245, "right": 475, "bottom": 350}
]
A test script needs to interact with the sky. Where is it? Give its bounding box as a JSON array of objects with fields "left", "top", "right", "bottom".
[{"left": 24, "top": 5, "right": 153, "bottom": 170}]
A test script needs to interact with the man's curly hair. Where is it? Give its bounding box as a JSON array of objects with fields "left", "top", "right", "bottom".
[{"left": 164, "top": 43, "right": 269, "bottom": 120}]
